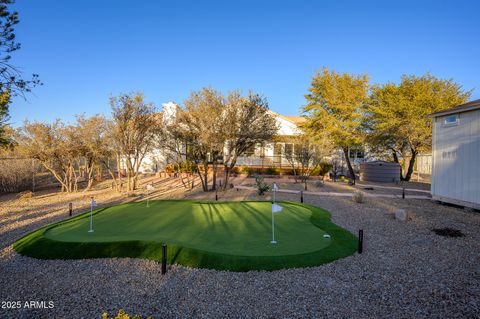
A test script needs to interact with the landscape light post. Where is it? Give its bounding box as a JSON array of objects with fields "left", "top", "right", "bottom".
[
  {"left": 358, "top": 229, "right": 364, "bottom": 253},
  {"left": 161, "top": 243, "right": 167, "bottom": 275}
]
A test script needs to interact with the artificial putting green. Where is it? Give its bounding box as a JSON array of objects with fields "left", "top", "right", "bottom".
[{"left": 13, "top": 200, "right": 357, "bottom": 271}]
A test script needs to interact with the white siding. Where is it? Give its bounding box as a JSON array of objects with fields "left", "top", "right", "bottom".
[{"left": 431, "top": 109, "right": 480, "bottom": 208}]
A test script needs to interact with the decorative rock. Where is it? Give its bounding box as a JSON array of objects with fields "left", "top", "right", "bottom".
[{"left": 395, "top": 209, "right": 409, "bottom": 222}]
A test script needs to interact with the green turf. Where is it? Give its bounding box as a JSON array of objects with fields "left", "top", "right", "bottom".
[{"left": 13, "top": 200, "right": 357, "bottom": 271}]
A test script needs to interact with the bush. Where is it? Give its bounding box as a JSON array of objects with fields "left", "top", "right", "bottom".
[
  {"left": 17, "top": 190, "right": 34, "bottom": 200},
  {"left": 0, "top": 158, "right": 38, "bottom": 193},
  {"left": 240, "top": 165, "right": 251, "bottom": 175},
  {"left": 317, "top": 161, "right": 333, "bottom": 177},
  {"left": 314, "top": 180, "right": 324, "bottom": 188},
  {"left": 282, "top": 168, "right": 296, "bottom": 176},
  {"left": 352, "top": 190, "right": 364, "bottom": 203},
  {"left": 164, "top": 164, "right": 175, "bottom": 174},
  {"left": 126, "top": 192, "right": 138, "bottom": 198},
  {"left": 255, "top": 176, "right": 270, "bottom": 195},
  {"left": 102, "top": 309, "right": 153, "bottom": 319},
  {"left": 265, "top": 166, "right": 280, "bottom": 175}
]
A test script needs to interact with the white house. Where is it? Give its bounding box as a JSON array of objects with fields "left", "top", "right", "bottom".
[
  {"left": 429, "top": 99, "right": 480, "bottom": 209},
  {"left": 139, "top": 103, "right": 308, "bottom": 172},
  {"left": 233, "top": 111, "right": 307, "bottom": 168},
  {"left": 139, "top": 102, "right": 369, "bottom": 174}
]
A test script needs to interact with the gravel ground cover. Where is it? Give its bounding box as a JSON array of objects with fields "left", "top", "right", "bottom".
[{"left": 0, "top": 179, "right": 479, "bottom": 318}]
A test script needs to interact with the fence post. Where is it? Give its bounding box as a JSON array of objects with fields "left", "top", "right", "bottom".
[
  {"left": 161, "top": 244, "right": 167, "bottom": 275},
  {"left": 69, "top": 202, "right": 73, "bottom": 216},
  {"left": 358, "top": 229, "right": 363, "bottom": 254},
  {"left": 300, "top": 190, "right": 304, "bottom": 203},
  {"left": 402, "top": 186, "right": 405, "bottom": 199},
  {"left": 31, "top": 158, "right": 35, "bottom": 193}
]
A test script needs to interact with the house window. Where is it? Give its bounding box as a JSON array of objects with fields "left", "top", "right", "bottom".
[
  {"left": 284, "top": 143, "right": 294, "bottom": 158},
  {"left": 349, "top": 147, "right": 364, "bottom": 159},
  {"left": 443, "top": 114, "right": 459, "bottom": 126},
  {"left": 244, "top": 145, "right": 255, "bottom": 157}
]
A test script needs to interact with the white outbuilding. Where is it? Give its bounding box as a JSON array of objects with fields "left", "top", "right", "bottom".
[{"left": 429, "top": 99, "right": 480, "bottom": 209}]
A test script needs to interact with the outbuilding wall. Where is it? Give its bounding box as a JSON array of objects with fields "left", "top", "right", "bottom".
[{"left": 431, "top": 109, "right": 480, "bottom": 209}]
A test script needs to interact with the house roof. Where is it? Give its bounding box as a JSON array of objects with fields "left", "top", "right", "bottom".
[
  {"left": 428, "top": 99, "right": 480, "bottom": 118},
  {"left": 268, "top": 110, "right": 307, "bottom": 125},
  {"left": 280, "top": 115, "right": 307, "bottom": 125}
]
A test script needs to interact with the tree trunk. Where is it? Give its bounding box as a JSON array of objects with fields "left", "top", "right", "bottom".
[
  {"left": 211, "top": 163, "right": 217, "bottom": 191},
  {"left": 342, "top": 147, "right": 356, "bottom": 181},
  {"left": 116, "top": 154, "right": 123, "bottom": 192},
  {"left": 390, "top": 148, "right": 405, "bottom": 180},
  {"left": 203, "top": 163, "right": 209, "bottom": 191},
  {"left": 222, "top": 165, "right": 231, "bottom": 190},
  {"left": 196, "top": 162, "right": 209, "bottom": 192},
  {"left": 85, "top": 158, "right": 95, "bottom": 191},
  {"left": 403, "top": 148, "right": 417, "bottom": 182},
  {"left": 222, "top": 154, "right": 238, "bottom": 190}
]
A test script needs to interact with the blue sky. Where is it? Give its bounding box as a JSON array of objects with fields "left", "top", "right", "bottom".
[{"left": 9, "top": 0, "right": 480, "bottom": 126}]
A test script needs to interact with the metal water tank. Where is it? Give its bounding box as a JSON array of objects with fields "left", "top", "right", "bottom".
[{"left": 360, "top": 161, "right": 401, "bottom": 183}]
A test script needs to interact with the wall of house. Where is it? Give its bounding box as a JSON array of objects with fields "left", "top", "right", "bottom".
[
  {"left": 431, "top": 109, "right": 480, "bottom": 208},
  {"left": 233, "top": 112, "right": 302, "bottom": 167}
]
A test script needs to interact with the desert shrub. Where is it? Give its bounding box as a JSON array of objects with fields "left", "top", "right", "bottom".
[
  {"left": 265, "top": 166, "right": 280, "bottom": 175},
  {"left": 102, "top": 309, "right": 153, "bottom": 319},
  {"left": 177, "top": 161, "right": 196, "bottom": 174},
  {"left": 282, "top": 169, "right": 296, "bottom": 175},
  {"left": 352, "top": 190, "right": 364, "bottom": 203},
  {"left": 255, "top": 176, "right": 270, "bottom": 195},
  {"left": 240, "top": 165, "right": 251, "bottom": 175},
  {"left": 164, "top": 164, "right": 175, "bottom": 174},
  {"left": 17, "top": 190, "right": 34, "bottom": 200},
  {"left": 314, "top": 180, "right": 324, "bottom": 188},
  {"left": 316, "top": 161, "right": 333, "bottom": 177},
  {"left": 126, "top": 192, "right": 138, "bottom": 198},
  {"left": 0, "top": 158, "right": 39, "bottom": 193}
]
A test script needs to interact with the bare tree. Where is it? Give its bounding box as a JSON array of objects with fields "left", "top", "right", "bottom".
[
  {"left": 19, "top": 120, "right": 81, "bottom": 193},
  {"left": 221, "top": 91, "right": 278, "bottom": 189},
  {"left": 168, "top": 88, "right": 224, "bottom": 192},
  {"left": 75, "top": 114, "right": 110, "bottom": 190},
  {"left": 284, "top": 133, "right": 330, "bottom": 190},
  {"left": 109, "top": 92, "right": 163, "bottom": 192}
]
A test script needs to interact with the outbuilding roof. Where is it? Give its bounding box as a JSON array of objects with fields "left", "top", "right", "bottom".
[{"left": 428, "top": 99, "right": 480, "bottom": 118}]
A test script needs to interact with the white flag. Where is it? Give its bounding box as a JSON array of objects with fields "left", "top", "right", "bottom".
[
  {"left": 91, "top": 199, "right": 97, "bottom": 207},
  {"left": 272, "top": 203, "right": 283, "bottom": 213},
  {"left": 147, "top": 184, "right": 155, "bottom": 191},
  {"left": 273, "top": 183, "right": 279, "bottom": 191}
]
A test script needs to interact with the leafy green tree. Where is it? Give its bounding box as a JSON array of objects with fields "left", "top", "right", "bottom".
[
  {"left": 303, "top": 67, "right": 369, "bottom": 181},
  {"left": 0, "top": 0, "right": 41, "bottom": 146},
  {"left": 0, "top": 90, "right": 11, "bottom": 145},
  {"left": 365, "top": 73, "right": 471, "bottom": 180}
]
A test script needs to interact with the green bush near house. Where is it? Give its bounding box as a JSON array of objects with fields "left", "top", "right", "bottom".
[{"left": 265, "top": 166, "right": 281, "bottom": 175}]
